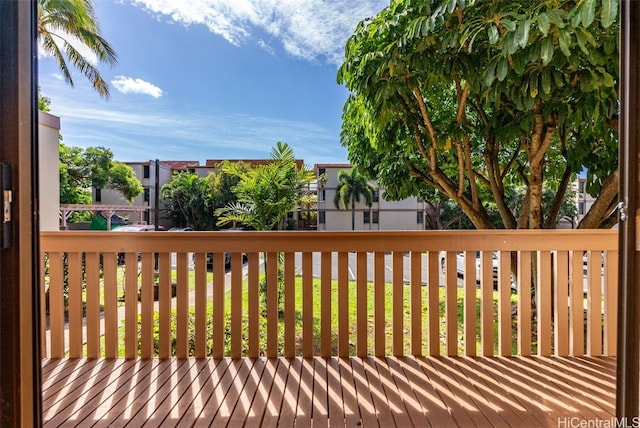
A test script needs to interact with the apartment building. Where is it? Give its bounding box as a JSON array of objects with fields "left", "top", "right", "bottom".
[
  {"left": 92, "top": 160, "right": 174, "bottom": 227},
  {"left": 315, "top": 164, "right": 428, "bottom": 231}
]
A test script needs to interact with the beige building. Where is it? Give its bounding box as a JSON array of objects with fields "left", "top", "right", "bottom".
[
  {"left": 315, "top": 164, "right": 427, "bottom": 231},
  {"left": 92, "top": 160, "right": 173, "bottom": 227},
  {"left": 39, "top": 111, "right": 60, "bottom": 231}
]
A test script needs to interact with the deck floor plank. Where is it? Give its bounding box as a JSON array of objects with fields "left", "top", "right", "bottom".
[
  {"left": 276, "top": 356, "right": 303, "bottom": 427},
  {"left": 226, "top": 358, "right": 268, "bottom": 427},
  {"left": 245, "top": 358, "right": 283, "bottom": 427},
  {"left": 294, "top": 357, "right": 315, "bottom": 427},
  {"left": 449, "top": 356, "right": 546, "bottom": 428},
  {"left": 349, "top": 357, "right": 380, "bottom": 428},
  {"left": 42, "top": 356, "right": 616, "bottom": 428},
  {"left": 166, "top": 359, "right": 227, "bottom": 427},
  {"left": 43, "top": 359, "right": 130, "bottom": 426}
]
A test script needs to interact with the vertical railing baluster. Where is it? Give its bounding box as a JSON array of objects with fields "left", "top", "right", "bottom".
[
  {"left": 338, "top": 252, "right": 349, "bottom": 358},
  {"left": 247, "top": 253, "right": 260, "bottom": 358},
  {"left": 356, "top": 252, "right": 367, "bottom": 357},
  {"left": 481, "top": 250, "right": 494, "bottom": 356},
  {"left": 85, "top": 252, "right": 100, "bottom": 358},
  {"left": 570, "top": 250, "right": 584, "bottom": 356},
  {"left": 410, "top": 251, "right": 422, "bottom": 356},
  {"left": 176, "top": 253, "right": 189, "bottom": 358},
  {"left": 48, "top": 252, "right": 64, "bottom": 358},
  {"left": 464, "top": 250, "right": 476, "bottom": 356},
  {"left": 140, "top": 252, "right": 154, "bottom": 358},
  {"left": 124, "top": 252, "right": 138, "bottom": 359},
  {"left": 537, "top": 251, "right": 552, "bottom": 357},
  {"left": 302, "top": 252, "right": 313, "bottom": 358},
  {"left": 604, "top": 250, "right": 618, "bottom": 356},
  {"left": 374, "top": 252, "right": 385, "bottom": 357},
  {"left": 321, "top": 252, "right": 332, "bottom": 358},
  {"left": 266, "top": 252, "right": 278, "bottom": 358},
  {"left": 231, "top": 252, "right": 243, "bottom": 359},
  {"left": 284, "top": 252, "right": 295, "bottom": 358},
  {"left": 392, "top": 251, "right": 403, "bottom": 356},
  {"left": 103, "top": 252, "right": 118, "bottom": 358},
  {"left": 158, "top": 252, "right": 171, "bottom": 359},
  {"left": 445, "top": 251, "right": 457, "bottom": 356},
  {"left": 193, "top": 252, "right": 207, "bottom": 358},
  {"left": 212, "top": 253, "right": 225, "bottom": 359},
  {"left": 587, "top": 250, "right": 603, "bottom": 356},
  {"left": 554, "top": 251, "right": 569, "bottom": 357},
  {"left": 498, "top": 251, "right": 512, "bottom": 357},
  {"left": 67, "top": 252, "right": 82, "bottom": 358},
  {"left": 427, "top": 251, "right": 439, "bottom": 356},
  {"left": 517, "top": 251, "right": 532, "bottom": 356}
]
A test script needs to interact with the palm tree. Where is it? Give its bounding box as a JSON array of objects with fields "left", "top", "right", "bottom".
[
  {"left": 333, "top": 168, "right": 376, "bottom": 230},
  {"left": 38, "top": 0, "right": 117, "bottom": 98}
]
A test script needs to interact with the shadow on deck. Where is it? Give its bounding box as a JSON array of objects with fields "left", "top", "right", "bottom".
[{"left": 43, "top": 356, "right": 616, "bottom": 427}]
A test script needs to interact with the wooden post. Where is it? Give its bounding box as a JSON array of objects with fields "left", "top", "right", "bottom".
[
  {"left": 617, "top": 0, "right": 640, "bottom": 420},
  {"left": 0, "top": 0, "right": 41, "bottom": 425}
]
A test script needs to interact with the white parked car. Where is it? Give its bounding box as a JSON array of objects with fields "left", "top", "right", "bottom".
[{"left": 439, "top": 251, "right": 501, "bottom": 287}]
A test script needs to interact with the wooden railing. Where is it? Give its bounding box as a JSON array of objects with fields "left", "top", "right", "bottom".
[{"left": 41, "top": 230, "right": 618, "bottom": 359}]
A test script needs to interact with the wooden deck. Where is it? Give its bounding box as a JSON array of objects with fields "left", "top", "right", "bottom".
[{"left": 42, "top": 356, "right": 616, "bottom": 427}]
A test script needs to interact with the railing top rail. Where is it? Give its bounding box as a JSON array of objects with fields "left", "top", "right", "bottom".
[{"left": 41, "top": 229, "right": 618, "bottom": 253}]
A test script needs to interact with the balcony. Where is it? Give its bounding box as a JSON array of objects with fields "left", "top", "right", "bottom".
[{"left": 41, "top": 230, "right": 617, "bottom": 426}]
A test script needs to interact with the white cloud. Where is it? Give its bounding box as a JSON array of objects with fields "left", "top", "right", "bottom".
[
  {"left": 257, "top": 39, "right": 275, "bottom": 55},
  {"left": 112, "top": 76, "right": 164, "bottom": 98},
  {"left": 129, "top": 0, "right": 387, "bottom": 65}
]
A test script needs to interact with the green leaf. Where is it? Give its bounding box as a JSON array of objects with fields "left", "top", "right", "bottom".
[
  {"left": 541, "top": 69, "right": 551, "bottom": 94},
  {"left": 538, "top": 13, "right": 550, "bottom": 36},
  {"left": 501, "top": 19, "right": 516, "bottom": 32},
  {"left": 601, "top": 0, "right": 618, "bottom": 28},
  {"left": 516, "top": 19, "right": 531, "bottom": 48},
  {"left": 497, "top": 57, "right": 509, "bottom": 81},
  {"left": 581, "top": 0, "right": 596, "bottom": 28},
  {"left": 448, "top": 0, "right": 457, "bottom": 14},
  {"left": 512, "top": 53, "right": 525, "bottom": 74},
  {"left": 602, "top": 71, "right": 614, "bottom": 87},
  {"left": 484, "top": 59, "right": 497, "bottom": 86},
  {"left": 488, "top": 25, "right": 499, "bottom": 44},
  {"left": 558, "top": 30, "right": 572, "bottom": 57},
  {"left": 575, "top": 30, "right": 590, "bottom": 55},
  {"left": 541, "top": 36, "right": 554, "bottom": 65}
]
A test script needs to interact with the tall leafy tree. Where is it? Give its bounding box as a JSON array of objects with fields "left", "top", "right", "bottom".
[
  {"left": 38, "top": 0, "right": 117, "bottom": 98},
  {"left": 333, "top": 168, "right": 376, "bottom": 230},
  {"left": 338, "top": 0, "right": 619, "bottom": 229},
  {"left": 216, "top": 142, "right": 315, "bottom": 231},
  {"left": 60, "top": 143, "right": 142, "bottom": 206},
  {"left": 160, "top": 172, "right": 214, "bottom": 230}
]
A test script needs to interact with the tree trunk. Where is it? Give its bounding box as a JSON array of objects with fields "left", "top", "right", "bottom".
[
  {"left": 351, "top": 200, "right": 355, "bottom": 230},
  {"left": 578, "top": 169, "right": 619, "bottom": 229}
]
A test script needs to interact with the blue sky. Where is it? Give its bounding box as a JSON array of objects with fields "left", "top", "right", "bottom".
[{"left": 39, "top": 0, "right": 388, "bottom": 166}]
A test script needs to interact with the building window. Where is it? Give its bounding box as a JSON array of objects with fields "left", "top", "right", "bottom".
[
  {"left": 372, "top": 210, "right": 379, "bottom": 224},
  {"left": 143, "top": 188, "right": 150, "bottom": 202},
  {"left": 363, "top": 211, "right": 370, "bottom": 224},
  {"left": 95, "top": 188, "right": 101, "bottom": 202},
  {"left": 319, "top": 189, "right": 325, "bottom": 201},
  {"left": 143, "top": 211, "right": 150, "bottom": 223},
  {"left": 579, "top": 180, "right": 586, "bottom": 194},
  {"left": 372, "top": 189, "right": 379, "bottom": 202},
  {"left": 417, "top": 211, "right": 424, "bottom": 224},
  {"left": 579, "top": 202, "right": 585, "bottom": 215},
  {"left": 319, "top": 210, "right": 326, "bottom": 224},
  {"left": 318, "top": 168, "right": 325, "bottom": 176},
  {"left": 189, "top": 168, "right": 195, "bottom": 173},
  {"left": 143, "top": 164, "right": 150, "bottom": 178}
]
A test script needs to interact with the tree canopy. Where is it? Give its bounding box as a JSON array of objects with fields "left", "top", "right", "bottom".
[
  {"left": 60, "top": 143, "right": 142, "bottom": 207},
  {"left": 216, "top": 142, "right": 315, "bottom": 231},
  {"left": 38, "top": 0, "right": 117, "bottom": 98},
  {"left": 160, "top": 165, "right": 241, "bottom": 230},
  {"left": 338, "top": 0, "right": 619, "bottom": 229}
]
